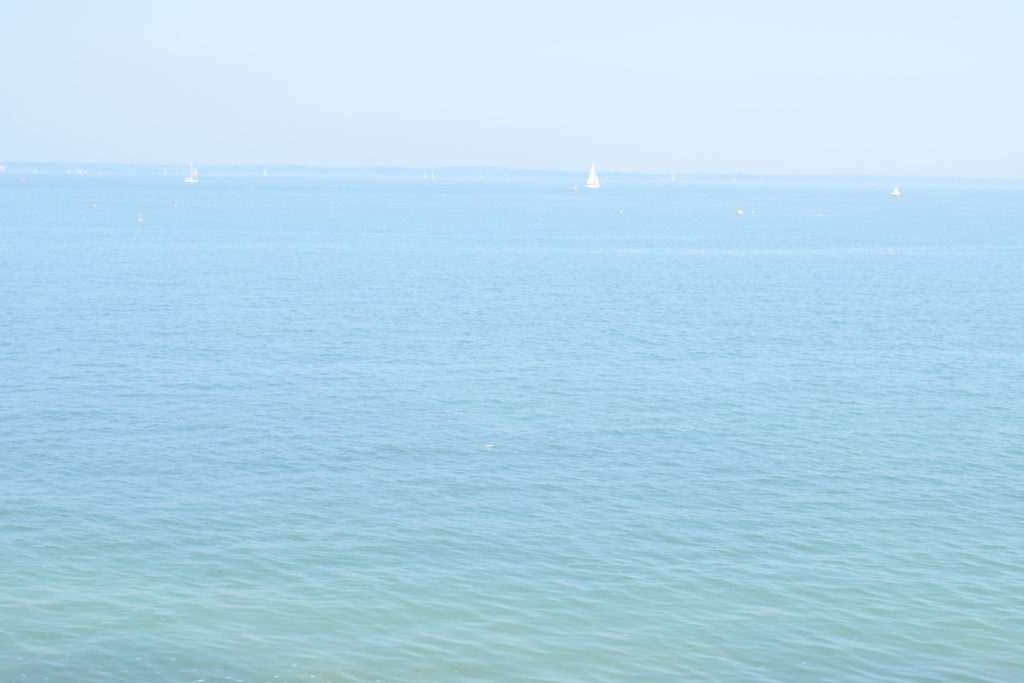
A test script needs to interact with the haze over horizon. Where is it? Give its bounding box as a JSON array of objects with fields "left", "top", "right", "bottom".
[{"left": 4, "top": 0, "right": 1022, "bottom": 178}]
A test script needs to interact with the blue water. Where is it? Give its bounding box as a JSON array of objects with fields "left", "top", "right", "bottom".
[{"left": 2, "top": 174, "right": 1023, "bottom": 681}]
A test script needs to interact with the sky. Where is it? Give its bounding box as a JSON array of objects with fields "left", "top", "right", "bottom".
[{"left": 3, "top": 0, "right": 1023, "bottom": 177}]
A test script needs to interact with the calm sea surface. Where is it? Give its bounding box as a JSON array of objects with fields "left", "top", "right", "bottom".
[{"left": 2, "top": 174, "right": 1022, "bottom": 681}]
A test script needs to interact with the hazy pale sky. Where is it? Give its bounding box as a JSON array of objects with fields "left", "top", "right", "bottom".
[{"left": 3, "top": 0, "right": 1022, "bottom": 176}]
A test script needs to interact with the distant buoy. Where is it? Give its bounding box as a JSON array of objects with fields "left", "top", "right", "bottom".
[
  {"left": 736, "top": 209, "right": 745, "bottom": 215},
  {"left": 573, "top": 186, "right": 577, "bottom": 190}
]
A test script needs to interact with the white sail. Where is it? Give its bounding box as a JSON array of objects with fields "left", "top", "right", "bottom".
[
  {"left": 891, "top": 185, "right": 901, "bottom": 197},
  {"left": 184, "top": 162, "right": 199, "bottom": 183},
  {"left": 585, "top": 163, "right": 600, "bottom": 189}
]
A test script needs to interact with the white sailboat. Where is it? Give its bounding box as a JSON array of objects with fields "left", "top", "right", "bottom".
[
  {"left": 670, "top": 172, "right": 676, "bottom": 183},
  {"left": 891, "top": 185, "right": 901, "bottom": 197},
  {"left": 585, "top": 163, "right": 600, "bottom": 189},
  {"left": 184, "top": 162, "right": 199, "bottom": 183},
  {"left": 263, "top": 168, "right": 269, "bottom": 177}
]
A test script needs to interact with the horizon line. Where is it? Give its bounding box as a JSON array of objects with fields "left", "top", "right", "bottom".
[{"left": 3, "top": 161, "right": 1023, "bottom": 184}]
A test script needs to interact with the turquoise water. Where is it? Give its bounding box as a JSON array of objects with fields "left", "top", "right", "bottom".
[{"left": 2, "top": 174, "right": 1023, "bottom": 681}]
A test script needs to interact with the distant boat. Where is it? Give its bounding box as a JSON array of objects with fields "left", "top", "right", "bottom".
[
  {"left": 263, "top": 168, "right": 268, "bottom": 177},
  {"left": 891, "top": 185, "right": 901, "bottom": 197},
  {"left": 585, "top": 163, "right": 600, "bottom": 189},
  {"left": 137, "top": 213, "right": 144, "bottom": 222},
  {"left": 184, "top": 162, "right": 199, "bottom": 183},
  {"left": 670, "top": 172, "right": 676, "bottom": 183}
]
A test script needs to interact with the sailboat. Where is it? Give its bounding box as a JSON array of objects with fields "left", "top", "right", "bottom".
[
  {"left": 585, "top": 163, "right": 600, "bottom": 189},
  {"left": 263, "top": 168, "right": 269, "bottom": 177},
  {"left": 670, "top": 172, "right": 676, "bottom": 183},
  {"left": 184, "top": 162, "right": 199, "bottom": 183},
  {"left": 891, "top": 185, "right": 901, "bottom": 197}
]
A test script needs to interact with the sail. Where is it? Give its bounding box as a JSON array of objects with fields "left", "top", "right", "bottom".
[
  {"left": 891, "top": 185, "right": 901, "bottom": 197},
  {"left": 585, "top": 163, "right": 600, "bottom": 189}
]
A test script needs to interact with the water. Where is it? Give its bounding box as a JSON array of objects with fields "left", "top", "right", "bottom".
[{"left": 2, "top": 174, "right": 1023, "bottom": 681}]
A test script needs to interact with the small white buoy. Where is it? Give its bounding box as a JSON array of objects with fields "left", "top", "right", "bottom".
[
  {"left": 736, "top": 209, "right": 745, "bottom": 215},
  {"left": 573, "top": 185, "right": 577, "bottom": 190}
]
